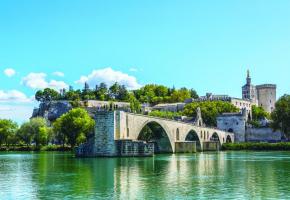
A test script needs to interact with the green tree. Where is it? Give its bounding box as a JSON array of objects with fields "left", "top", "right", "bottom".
[
  {"left": 35, "top": 88, "right": 60, "bottom": 102},
  {"left": 18, "top": 118, "right": 50, "bottom": 147},
  {"left": 53, "top": 108, "right": 95, "bottom": 148},
  {"left": 0, "top": 119, "right": 18, "bottom": 147},
  {"left": 171, "top": 87, "right": 191, "bottom": 102},
  {"left": 149, "top": 110, "right": 182, "bottom": 119},
  {"left": 129, "top": 94, "right": 141, "bottom": 113},
  {"left": 271, "top": 95, "right": 290, "bottom": 138},
  {"left": 95, "top": 82, "right": 108, "bottom": 101},
  {"left": 252, "top": 105, "right": 270, "bottom": 121},
  {"left": 183, "top": 101, "right": 239, "bottom": 126},
  {"left": 190, "top": 89, "right": 199, "bottom": 99}
]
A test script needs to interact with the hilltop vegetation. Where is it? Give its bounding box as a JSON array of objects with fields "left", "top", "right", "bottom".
[{"left": 35, "top": 82, "right": 199, "bottom": 106}]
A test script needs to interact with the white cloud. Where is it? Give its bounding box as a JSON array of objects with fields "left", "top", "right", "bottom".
[
  {"left": 22, "top": 72, "right": 68, "bottom": 90},
  {"left": 52, "top": 71, "right": 65, "bottom": 77},
  {"left": 0, "top": 90, "right": 32, "bottom": 103},
  {"left": 0, "top": 104, "right": 36, "bottom": 123},
  {"left": 4, "top": 68, "right": 16, "bottom": 77},
  {"left": 129, "top": 67, "right": 138, "bottom": 72},
  {"left": 75, "top": 67, "right": 142, "bottom": 90}
]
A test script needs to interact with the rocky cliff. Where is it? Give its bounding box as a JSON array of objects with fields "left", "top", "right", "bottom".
[{"left": 32, "top": 101, "right": 73, "bottom": 122}]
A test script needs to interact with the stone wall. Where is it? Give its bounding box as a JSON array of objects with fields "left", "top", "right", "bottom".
[
  {"left": 217, "top": 113, "right": 246, "bottom": 142},
  {"left": 246, "top": 127, "right": 282, "bottom": 142}
]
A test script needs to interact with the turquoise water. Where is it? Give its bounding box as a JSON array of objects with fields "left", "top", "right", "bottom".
[{"left": 1, "top": 151, "right": 290, "bottom": 199}]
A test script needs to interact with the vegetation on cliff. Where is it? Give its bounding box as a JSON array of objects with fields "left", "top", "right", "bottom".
[{"left": 35, "top": 83, "right": 199, "bottom": 106}]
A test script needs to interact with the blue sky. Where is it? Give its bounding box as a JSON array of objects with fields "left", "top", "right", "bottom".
[{"left": 1, "top": 0, "right": 290, "bottom": 123}]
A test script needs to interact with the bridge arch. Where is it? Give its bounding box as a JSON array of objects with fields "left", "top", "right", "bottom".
[
  {"left": 185, "top": 130, "right": 202, "bottom": 151},
  {"left": 137, "top": 120, "right": 174, "bottom": 153},
  {"left": 226, "top": 135, "right": 233, "bottom": 143},
  {"left": 210, "top": 132, "right": 222, "bottom": 146}
]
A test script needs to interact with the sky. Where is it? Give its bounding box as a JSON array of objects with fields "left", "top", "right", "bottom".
[{"left": 1, "top": 0, "right": 290, "bottom": 123}]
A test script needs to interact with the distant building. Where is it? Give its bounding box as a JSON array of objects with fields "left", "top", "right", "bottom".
[
  {"left": 242, "top": 70, "right": 276, "bottom": 113},
  {"left": 152, "top": 103, "right": 186, "bottom": 112}
]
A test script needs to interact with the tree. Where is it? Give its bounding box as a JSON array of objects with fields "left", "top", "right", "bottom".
[
  {"left": 35, "top": 88, "right": 60, "bottom": 102},
  {"left": 190, "top": 89, "right": 199, "bottom": 99},
  {"left": 53, "top": 108, "right": 95, "bottom": 148},
  {"left": 129, "top": 94, "right": 141, "bottom": 113},
  {"left": 171, "top": 88, "right": 191, "bottom": 103},
  {"left": 95, "top": 82, "right": 108, "bottom": 101},
  {"left": 183, "top": 101, "right": 239, "bottom": 126},
  {"left": 252, "top": 105, "right": 269, "bottom": 121},
  {"left": 17, "top": 118, "right": 50, "bottom": 147},
  {"left": 0, "top": 119, "right": 18, "bottom": 147},
  {"left": 271, "top": 95, "right": 290, "bottom": 138}
]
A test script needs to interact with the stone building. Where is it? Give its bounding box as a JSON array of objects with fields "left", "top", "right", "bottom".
[
  {"left": 152, "top": 103, "right": 186, "bottom": 112},
  {"left": 217, "top": 109, "right": 248, "bottom": 142},
  {"left": 242, "top": 70, "right": 276, "bottom": 113},
  {"left": 217, "top": 108, "right": 282, "bottom": 143},
  {"left": 256, "top": 84, "right": 276, "bottom": 113}
]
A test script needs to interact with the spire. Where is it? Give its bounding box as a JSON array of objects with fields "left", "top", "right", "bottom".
[{"left": 246, "top": 69, "right": 251, "bottom": 85}]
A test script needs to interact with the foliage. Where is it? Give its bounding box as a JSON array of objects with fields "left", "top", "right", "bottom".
[
  {"left": 252, "top": 105, "right": 270, "bottom": 121},
  {"left": 35, "top": 88, "right": 60, "bottom": 102},
  {"left": 53, "top": 108, "right": 95, "bottom": 147},
  {"left": 138, "top": 123, "right": 164, "bottom": 142},
  {"left": 183, "top": 101, "right": 239, "bottom": 126},
  {"left": 271, "top": 95, "right": 290, "bottom": 138},
  {"left": 222, "top": 142, "right": 290, "bottom": 151},
  {"left": 149, "top": 110, "right": 182, "bottom": 120},
  {"left": 0, "top": 119, "right": 18, "bottom": 147},
  {"left": 129, "top": 94, "right": 141, "bottom": 113},
  {"left": 17, "top": 118, "right": 51, "bottom": 147},
  {"left": 133, "top": 84, "right": 198, "bottom": 105}
]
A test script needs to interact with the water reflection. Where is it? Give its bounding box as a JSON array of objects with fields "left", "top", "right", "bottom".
[{"left": 1, "top": 152, "right": 290, "bottom": 199}]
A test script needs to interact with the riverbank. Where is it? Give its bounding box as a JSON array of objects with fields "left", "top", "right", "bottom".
[
  {"left": 222, "top": 142, "right": 290, "bottom": 151},
  {"left": 0, "top": 145, "right": 72, "bottom": 152}
]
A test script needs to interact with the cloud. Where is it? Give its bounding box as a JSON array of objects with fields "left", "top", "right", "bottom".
[
  {"left": 52, "top": 71, "right": 65, "bottom": 77},
  {"left": 4, "top": 68, "right": 16, "bottom": 77},
  {"left": 129, "top": 67, "right": 138, "bottom": 72},
  {"left": 0, "top": 90, "right": 32, "bottom": 103},
  {"left": 22, "top": 72, "right": 68, "bottom": 90},
  {"left": 75, "top": 67, "right": 142, "bottom": 90}
]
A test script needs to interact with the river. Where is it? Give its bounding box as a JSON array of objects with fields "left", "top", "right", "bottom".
[{"left": 1, "top": 151, "right": 290, "bottom": 199}]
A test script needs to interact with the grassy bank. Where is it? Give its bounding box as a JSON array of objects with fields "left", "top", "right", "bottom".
[
  {"left": 222, "top": 142, "right": 290, "bottom": 151},
  {"left": 0, "top": 145, "right": 72, "bottom": 152}
]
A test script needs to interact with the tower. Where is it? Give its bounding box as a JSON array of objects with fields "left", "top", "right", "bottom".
[
  {"left": 256, "top": 84, "right": 276, "bottom": 113},
  {"left": 242, "top": 70, "right": 257, "bottom": 104}
]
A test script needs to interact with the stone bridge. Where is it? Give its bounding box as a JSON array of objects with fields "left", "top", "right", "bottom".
[
  {"left": 76, "top": 111, "right": 235, "bottom": 157},
  {"left": 117, "top": 112, "right": 234, "bottom": 152}
]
